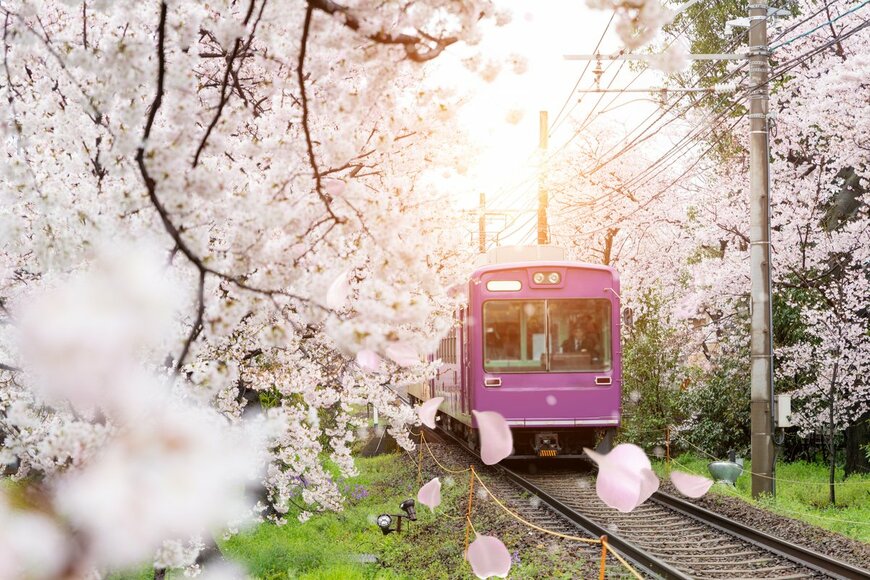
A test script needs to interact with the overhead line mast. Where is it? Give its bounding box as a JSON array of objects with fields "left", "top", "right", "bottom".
[{"left": 747, "top": 1, "right": 775, "bottom": 499}]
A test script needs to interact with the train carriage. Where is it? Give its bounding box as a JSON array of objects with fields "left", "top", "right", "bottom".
[{"left": 409, "top": 246, "right": 621, "bottom": 457}]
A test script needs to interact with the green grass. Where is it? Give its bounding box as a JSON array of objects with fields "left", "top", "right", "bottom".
[
  {"left": 654, "top": 454, "right": 870, "bottom": 542},
  {"left": 221, "top": 453, "right": 413, "bottom": 579},
  {"left": 217, "top": 451, "right": 606, "bottom": 578}
]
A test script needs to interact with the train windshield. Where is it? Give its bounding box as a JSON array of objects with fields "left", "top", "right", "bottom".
[{"left": 483, "top": 299, "right": 611, "bottom": 373}]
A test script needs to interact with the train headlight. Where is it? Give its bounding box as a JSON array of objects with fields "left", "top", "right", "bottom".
[{"left": 532, "top": 271, "right": 561, "bottom": 285}]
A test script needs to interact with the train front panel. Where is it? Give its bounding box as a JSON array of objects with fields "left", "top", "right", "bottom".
[{"left": 466, "top": 261, "right": 621, "bottom": 456}]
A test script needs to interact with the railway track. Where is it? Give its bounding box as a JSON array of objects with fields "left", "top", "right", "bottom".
[{"left": 423, "top": 424, "right": 870, "bottom": 580}]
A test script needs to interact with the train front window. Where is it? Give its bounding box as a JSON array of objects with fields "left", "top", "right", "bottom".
[
  {"left": 483, "top": 301, "right": 546, "bottom": 372},
  {"left": 483, "top": 299, "right": 611, "bottom": 373},
  {"left": 548, "top": 299, "right": 611, "bottom": 372}
]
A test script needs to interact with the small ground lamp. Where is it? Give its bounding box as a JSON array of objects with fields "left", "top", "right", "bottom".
[{"left": 376, "top": 499, "right": 417, "bottom": 534}]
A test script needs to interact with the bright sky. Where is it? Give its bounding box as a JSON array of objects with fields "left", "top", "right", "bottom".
[{"left": 430, "top": 1, "right": 673, "bottom": 234}]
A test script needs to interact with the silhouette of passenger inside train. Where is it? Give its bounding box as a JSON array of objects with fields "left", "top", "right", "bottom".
[{"left": 561, "top": 325, "right": 599, "bottom": 360}]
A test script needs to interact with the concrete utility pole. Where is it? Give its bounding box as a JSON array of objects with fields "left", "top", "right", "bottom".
[
  {"left": 538, "top": 111, "right": 549, "bottom": 245},
  {"left": 748, "top": 2, "right": 775, "bottom": 498}
]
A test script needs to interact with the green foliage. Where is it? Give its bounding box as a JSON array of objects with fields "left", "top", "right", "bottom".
[
  {"left": 621, "top": 290, "right": 690, "bottom": 450},
  {"left": 655, "top": 454, "right": 870, "bottom": 542},
  {"left": 679, "top": 348, "right": 751, "bottom": 458}
]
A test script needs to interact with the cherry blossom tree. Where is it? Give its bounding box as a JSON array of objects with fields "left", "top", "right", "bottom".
[{"left": 0, "top": 0, "right": 506, "bottom": 574}]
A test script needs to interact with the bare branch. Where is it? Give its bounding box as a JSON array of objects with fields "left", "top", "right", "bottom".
[
  {"left": 175, "top": 269, "right": 206, "bottom": 372},
  {"left": 192, "top": 0, "right": 264, "bottom": 167},
  {"left": 297, "top": 5, "right": 342, "bottom": 223}
]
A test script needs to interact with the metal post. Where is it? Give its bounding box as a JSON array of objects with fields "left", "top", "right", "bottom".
[
  {"left": 478, "top": 193, "right": 486, "bottom": 253},
  {"left": 748, "top": 2, "right": 775, "bottom": 498},
  {"left": 538, "top": 111, "right": 549, "bottom": 245}
]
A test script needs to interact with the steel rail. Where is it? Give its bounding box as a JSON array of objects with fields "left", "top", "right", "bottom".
[
  {"left": 425, "top": 423, "right": 689, "bottom": 579},
  {"left": 421, "top": 421, "right": 870, "bottom": 579},
  {"left": 650, "top": 491, "right": 870, "bottom": 580},
  {"left": 499, "top": 466, "right": 692, "bottom": 579}
]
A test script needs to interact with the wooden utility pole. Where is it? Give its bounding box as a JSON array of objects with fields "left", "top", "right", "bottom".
[
  {"left": 538, "top": 111, "right": 549, "bottom": 245},
  {"left": 478, "top": 193, "right": 486, "bottom": 253},
  {"left": 748, "top": 2, "right": 775, "bottom": 498}
]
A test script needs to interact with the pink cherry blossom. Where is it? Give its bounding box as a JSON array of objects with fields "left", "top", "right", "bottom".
[
  {"left": 670, "top": 471, "right": 715, "bottom": 499},
  {"left": 472, "top": 410, "right": 513, "bottom": 465},
  {"left": 466, "top": 534, "right": 512, "bottom": 579},
  {"left": 417, "top": 397, "right": 444, "bottom": 429},
  {"left": 584, "top": 444, "right": 660, "bottom": 512},
  {"left": 417, "top": 477, "right": 442, "bottom": 511}
]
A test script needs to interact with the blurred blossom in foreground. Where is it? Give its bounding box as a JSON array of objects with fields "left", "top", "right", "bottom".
[
  {"left": 2, "top": 244, "right": 265, "bottom": 573},
  {"left": 0, "top": 491, "right": 68, "bottom": 579},
  {"left": 54, "top": 396, "right": 261, "bottom": 569},
  {"left": 18, "top": 245, "right": 181, "bottom": 418}
]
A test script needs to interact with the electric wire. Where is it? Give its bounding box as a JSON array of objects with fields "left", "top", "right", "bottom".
[
  {"left": 548, "top": 12, "right": 616, "bottom": 137},
  {"left": 771, "top": 0, "right": 869, "bottom": 50}
]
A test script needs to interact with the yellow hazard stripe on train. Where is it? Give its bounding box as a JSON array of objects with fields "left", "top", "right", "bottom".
[{"left": 538, "top": 449, "right": 558, "bottom": 457}]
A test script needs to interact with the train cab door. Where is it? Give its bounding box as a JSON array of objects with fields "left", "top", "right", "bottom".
[{"left": 459, "top": 305, "right": 470, "bottom": 416}]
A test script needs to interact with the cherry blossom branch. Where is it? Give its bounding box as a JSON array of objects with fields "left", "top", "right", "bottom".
[
  {"left": 307, "top": 0, "right": 457, "bottom": 62},
  {"left": 136, "top": 3, "right": 329, "bottom": 371},
  {"left": 0, "top": 362, "right": 20, "bottom": 373},
  {"left": 297, "top": 4, "right": 343, "bottom": 224},
  {"left": 175, "top": 269, "right": 206, "bottom": 372}
]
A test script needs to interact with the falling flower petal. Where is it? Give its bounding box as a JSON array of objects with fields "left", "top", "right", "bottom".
[
  {"left": 326, "top": 269, "right": 351, "bottom": 310},
  {"left": 323, "top": 179, "right": 346, "bottom": 197},
  {"left": 472, "top": 410, "right": 513, "bottom": 465},
  {"left": 385, "top": 342, "right": 418, "bottom": 367},
  {"left": 417, "top": 397, "right": 444, "bottom": 429},
  {"left": 584, "top": 444, "right": 660, "bottom": 512},
  {"left": 639, "top": 467, "right": 660, "bottom": 503},
  {"left": 355, "top": 349, "right": 383, "bottom": 372},
  {"left": 466, "top": 534, "right": 511, "bottom": 579},
  {"left": 417, "top": 477, "right": 441, "bottom": 511},
  {"left": 670, "top": 470, "right": 714, "bottom": 498}
]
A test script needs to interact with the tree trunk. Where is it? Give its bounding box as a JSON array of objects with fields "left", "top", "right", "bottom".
[{"left": 844, "top": 412, "right": 870, "bottom": 476}]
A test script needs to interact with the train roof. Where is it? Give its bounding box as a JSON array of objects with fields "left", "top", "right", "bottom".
[{"left": 469, "top": 260, "right": 618, "bottom": 279}]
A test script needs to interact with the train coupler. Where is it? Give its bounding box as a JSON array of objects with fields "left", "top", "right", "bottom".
[{"left": 534, "top": 433, "right": 561, "bottom": 457}]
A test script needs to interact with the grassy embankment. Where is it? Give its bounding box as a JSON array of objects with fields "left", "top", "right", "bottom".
[{"left": 653, "top": 454, "right": 870, "bottom": 542}]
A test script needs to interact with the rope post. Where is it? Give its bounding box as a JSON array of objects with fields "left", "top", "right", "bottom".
[
  {"left": 665, "top": 426, "right": 671, "bottom": 473},
  {"left": 416, "top": 430, "right": 425, "bottom": 489},
  {"left": 463, "top": 465, "right": 476, "bottom": 560},
  {"left": 598, "top": 535, "right": 608, "bottom": 580}
]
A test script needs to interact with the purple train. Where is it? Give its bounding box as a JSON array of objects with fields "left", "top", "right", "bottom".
[{"left": 408, "top": 246, "right": 621, "bottom": 458}]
